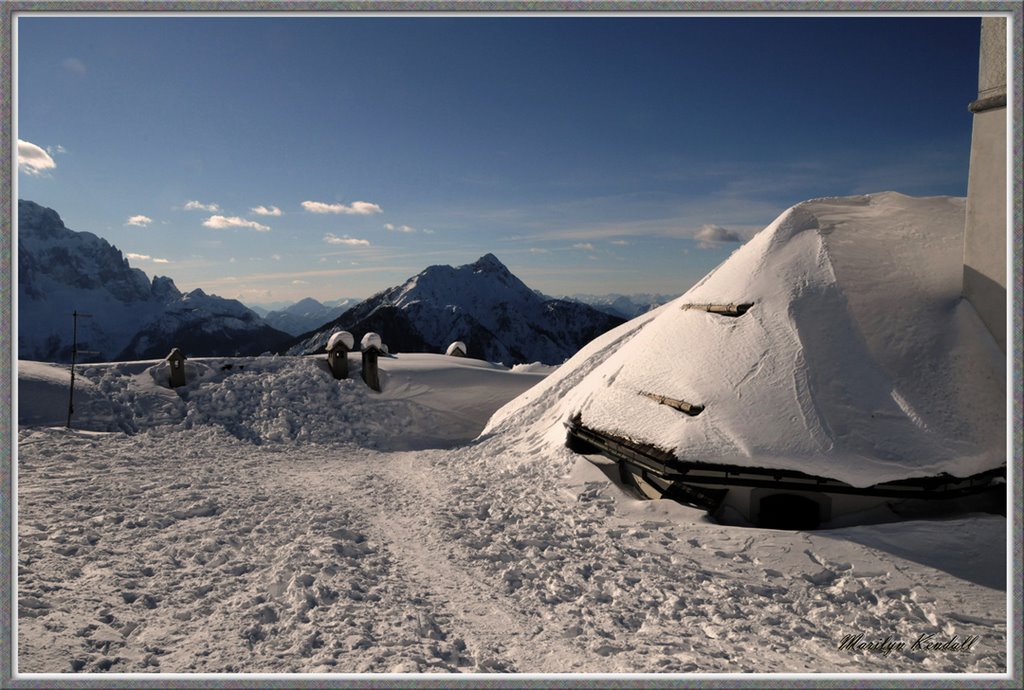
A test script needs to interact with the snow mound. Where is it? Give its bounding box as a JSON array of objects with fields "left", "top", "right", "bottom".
[
  {"left": 483, "top": 193, "right": 1006, "bottom": 487},
  {"left": 510, "top": 362, "right": 560, "bottom": 375},
  {"left": 20, "top": 354, "right": 549, "bottom": 450},
  {"left": 17, "top": 361, "right": 116, "bottom": 430}
]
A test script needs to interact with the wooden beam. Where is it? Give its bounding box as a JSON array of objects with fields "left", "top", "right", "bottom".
[
  {"left": 639, "top": 390, "right": 704, "bottom": 416},
  {"left": 679, "top": 302, "right": 753, "bottom": 317}
]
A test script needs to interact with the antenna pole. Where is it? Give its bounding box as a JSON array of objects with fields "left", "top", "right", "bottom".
[{"left": 66, "top": 310, "right": 94, "bottom": 429}]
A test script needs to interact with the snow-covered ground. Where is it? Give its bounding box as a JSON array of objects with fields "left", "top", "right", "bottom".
[
  {"left": 15, "top": 193, "right": 1012, "bottom": 678},
  {"left": 15, "top": 350, "right": 1008, "bottom": 675}
]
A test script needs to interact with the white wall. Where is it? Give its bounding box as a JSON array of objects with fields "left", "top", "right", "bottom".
[{"left": 963, "top": 17, "right": 1008, "bottom": 352}]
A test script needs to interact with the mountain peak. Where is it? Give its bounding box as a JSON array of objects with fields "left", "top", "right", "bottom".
[
  {"left": 286, "top": 252, "right": 625, "bottom": 364},
  {"left": 289, "top": 297, "right": 325, "bottom": 312},
  {"left": 18, "top": 199, "right": 70, "bottom": 240},
  {"left": 470, "top": 253, "right": 508, "bottom": 272}
]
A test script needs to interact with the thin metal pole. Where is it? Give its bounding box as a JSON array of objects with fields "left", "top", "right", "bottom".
[
  {"left": 65, "top": 310, "right": 95, "bottom": 429},
  {"left": 67, "top": 310, "right": 78, "bottom": 428}
]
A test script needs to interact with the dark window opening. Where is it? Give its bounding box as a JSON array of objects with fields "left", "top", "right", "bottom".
[{"left": 757, "top": 494, "right": 821, "bottom": 530}]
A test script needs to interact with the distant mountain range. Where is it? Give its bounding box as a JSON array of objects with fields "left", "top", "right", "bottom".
[
  {"left": 18, "top": 200, "right": 633, "bottom": 366},
  {"left": 561, "top": 293, "right": 673, "bottom": 320},
  {"left": 285, "top": 254, "right": 625, "bottom": 365},
  {"left": 17, "top": 200, "right": 292, "bottom": 362},
  {"left": 258, "top": 297, "right": 360, "bottom": 336}
]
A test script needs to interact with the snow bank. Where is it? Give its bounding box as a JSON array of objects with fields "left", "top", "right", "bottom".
[
  {"left": 484, "top": 193, "right": 1006, "bottom": 487},
  {"left": 17, "top": 361, "right": 117, "bottom": 430},
  {"left": 19, "top": 353, "right": 549, "bottom": 450}
]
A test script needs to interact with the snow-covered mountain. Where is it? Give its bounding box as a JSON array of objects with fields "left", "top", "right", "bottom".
[
  {"left": 18, "top": 200, "right": 291, "bottom": 362},
  {"left": 562, "top": 293, "right": 674, "bottom": 320},
  {"left": 286, "top": 254, "right": 624, "bottom": 364},
  {"left": 260, "top": 297, "right": 359, "bottom": 336}
]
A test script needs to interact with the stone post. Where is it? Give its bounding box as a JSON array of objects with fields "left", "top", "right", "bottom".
[
  {"left": 167, "top": 348, "right": 187, "bottom": 388},
  {"left": 326, "top": 331, "right": 354, "bottom": 380},
  {"left": 360, "top": 332, "right": 382, "bottom": 392}
]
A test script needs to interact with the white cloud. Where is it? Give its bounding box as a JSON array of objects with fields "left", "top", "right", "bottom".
[
  {"left": 572, "top": 243, "right": 596, "bottom": 251},
  {"left": 422, "top": 228, "right": 435, "bottom": 235},
  {"left": 302, "top": 200, "right": 382, "bottom": 215},
  {"left": 185, "top": 200, "right": 220, "bottom": 212},
  {"left": 384, "top": 223, "right": 416, "bottom": 233},
  {"left": 126, "top": 252, "right": 170, "bottom": 264},
  {"left": 203, "top": 215, "right": 271, "bottom": 232},
  {"left": 62, "top": 57, "right": 87, "bottom": 76},
  {"left": 17, "top": 140, "right": 56, "bottom": 175},
  {"left": 529, "top": 247, "right": 549, "bottom": 254},
  {"left": 126, "top": 215, "right": 153, "bottom": 227},
  {"left": 271, "top": 254, "right": 282, "bottom": 261},
  {"left": 610, "top": 240, "right": 631, "bottom": 246},
  {"left": 292, "top": 280, "right": 309, "bottom": 285},
  {"left": 46, "top": 144, "right": 67, "bottom": 156},
  {"left": 323, "top": 233, "right": 370, "bottom": 246},
  {"left": 694, "top": 224, "right": 743, "bottom": 249},
  {"left": 252, "top": 205, "right": 282, "bottom": 217}
]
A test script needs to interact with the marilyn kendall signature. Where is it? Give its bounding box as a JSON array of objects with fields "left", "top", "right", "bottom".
[{"left": 838, "top": 633, "right": 980, "bottom": 658}]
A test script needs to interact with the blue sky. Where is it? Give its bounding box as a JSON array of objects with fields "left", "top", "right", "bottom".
[{"left": 17, "top": 14, "right": 982, "bottom": 305}]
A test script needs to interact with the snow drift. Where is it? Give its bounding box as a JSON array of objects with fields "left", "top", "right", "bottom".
[
  {"left": 484, "top": 193, "right": 1006, "bottom": 488},
  {"left": 19, "top": 353, "right": 549, "bottom": 450}
]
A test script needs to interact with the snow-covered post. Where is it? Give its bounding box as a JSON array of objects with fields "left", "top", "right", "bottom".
[
  {"left": 360, "top": 332, "right": 383, "bottom": 392},
  {"left": 445, "top": 341, "right": 467, "bottom": 357},
  {"left": 326, "top": 331, "right": 354, "bottom": 380},
  {"left": 166, "top": 348, "right": 187, "bottom": 388}
]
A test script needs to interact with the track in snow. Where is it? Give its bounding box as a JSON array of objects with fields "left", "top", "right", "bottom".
[{"left": 17, "top": 426, "right": 1007, "bottom": 674}]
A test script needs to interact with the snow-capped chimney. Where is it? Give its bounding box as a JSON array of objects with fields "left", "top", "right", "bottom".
[{"left": 326, "top": 330, "right": 353, "bottom": 380}]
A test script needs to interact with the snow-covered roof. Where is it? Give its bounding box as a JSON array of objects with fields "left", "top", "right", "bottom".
[
  {"left": 361, "top": 332, "right": 383, "bottom": 351},
  {"left": 484, "top": 193, "right": 1006, "bottom": 488},
  {"left": 327, "top": 330, "right": 355, "bottom": 352},
  {"left": 446, "top": 341, "right": 467, "bottom": 356}
]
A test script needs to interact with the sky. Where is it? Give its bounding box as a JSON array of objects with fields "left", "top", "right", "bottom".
[{"left": 16, "top": 13, "right": 983, "bottom": 306}]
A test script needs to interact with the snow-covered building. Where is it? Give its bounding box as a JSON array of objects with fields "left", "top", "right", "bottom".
[
  {"left": 963, "top": 16, "right": 1008, "bottom": 352},
  {"left": 487, "top": 193, "right": 1006, "bottom": 528}
]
